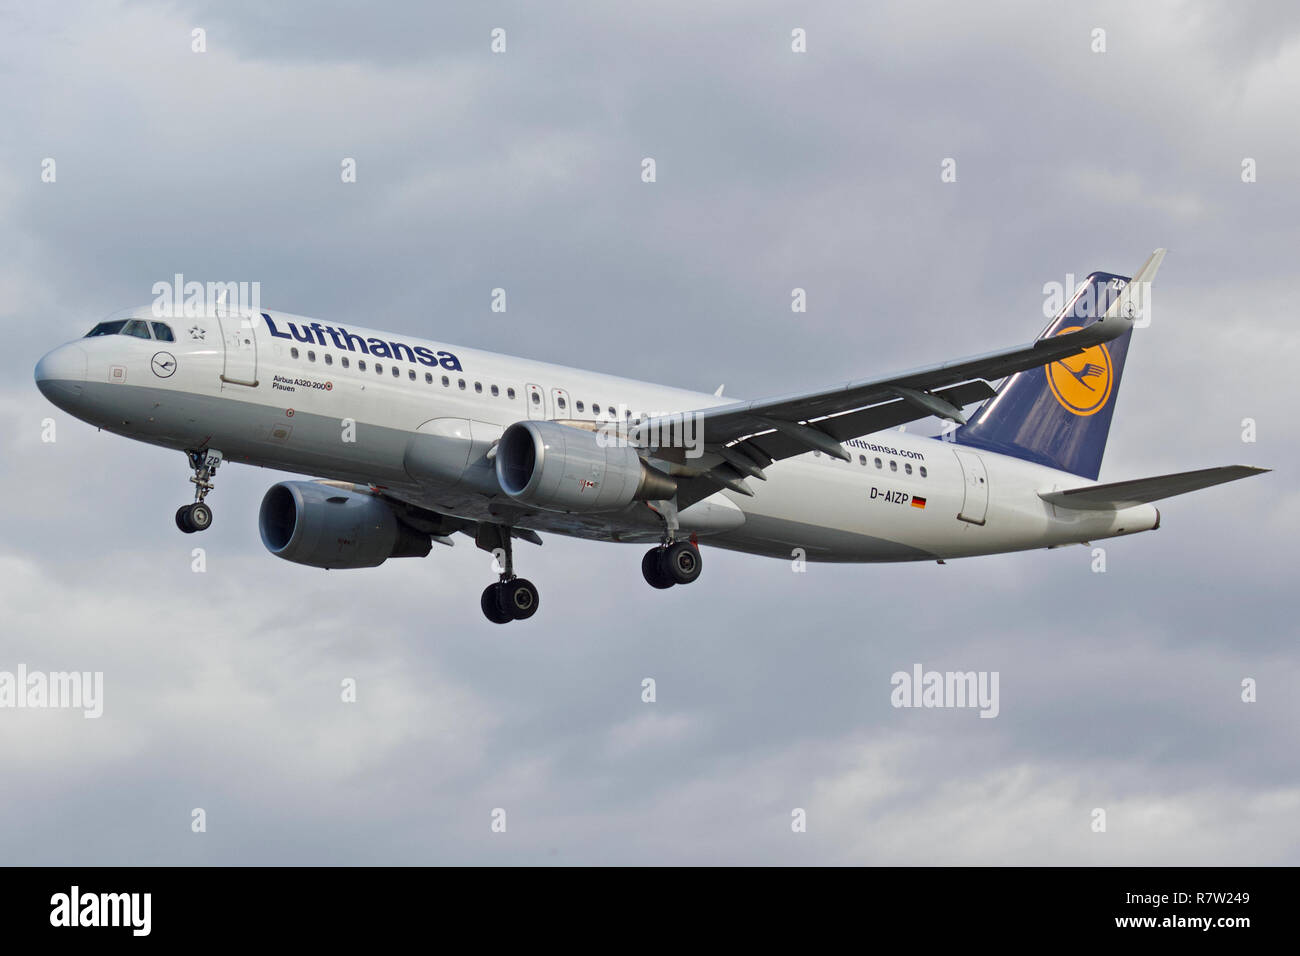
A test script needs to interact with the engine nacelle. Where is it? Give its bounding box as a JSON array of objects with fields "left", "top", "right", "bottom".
[
  {"left": 495, "top": 420, "right": 677, "bottom": 513},
  {"left": 258, "top": 481, "right": 432, "bottom": 569}
]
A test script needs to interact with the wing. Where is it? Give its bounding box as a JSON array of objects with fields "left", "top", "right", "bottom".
[{"left": 644, "top": 249, "right": 1165, "bottom": 507}]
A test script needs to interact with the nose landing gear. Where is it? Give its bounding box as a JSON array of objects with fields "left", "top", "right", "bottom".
[{"left": 176, "top": 449, "right": 222, "bottom": 534}]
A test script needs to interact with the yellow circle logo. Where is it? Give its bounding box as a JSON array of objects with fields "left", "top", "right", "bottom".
[{"left": 1046, "top": 326, "right": 1112, "bottom": 416}]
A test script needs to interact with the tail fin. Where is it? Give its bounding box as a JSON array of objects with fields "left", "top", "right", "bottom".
[{"left": 954, "top": 267, "right": 1148, "bottom": 480}]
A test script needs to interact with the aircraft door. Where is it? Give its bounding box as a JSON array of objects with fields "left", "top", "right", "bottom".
[
  {"left": 953, "top": 449, "right": 988, "bottom": 525},
  {"left": 216, "top": 311, "right": 259, "bottom": 387},
  {"left": 525, "top": 383, "right": 546, "bottom": 419}
]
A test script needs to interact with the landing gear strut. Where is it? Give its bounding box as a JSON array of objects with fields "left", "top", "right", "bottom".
[
  {"left": 477, "top": 525, "right": 540, "bottom": 624},
  {"left": 176, "top": 449, "right": 222, "bottom": 534}
]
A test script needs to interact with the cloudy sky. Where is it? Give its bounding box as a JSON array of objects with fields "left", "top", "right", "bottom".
[{"left": 2, "top": 0, "right": 1297, "bottom": 864}]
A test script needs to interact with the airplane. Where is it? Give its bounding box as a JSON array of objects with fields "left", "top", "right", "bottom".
[{"left": 33, "top": 249, "right": 1267, "bottom": 623}]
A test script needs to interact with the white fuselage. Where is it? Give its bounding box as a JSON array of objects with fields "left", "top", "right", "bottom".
[{"left": 34, "top": 308, "right": 1159, "bottom": 562}]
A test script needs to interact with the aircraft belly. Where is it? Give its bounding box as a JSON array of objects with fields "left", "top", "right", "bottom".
[{"left": 75, "top": 381, "right": 414, "bottom": 485}]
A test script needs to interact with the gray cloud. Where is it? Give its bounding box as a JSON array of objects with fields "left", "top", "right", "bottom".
[{"left": 1, "top": 0, "right": 1296, "bottom": 864}]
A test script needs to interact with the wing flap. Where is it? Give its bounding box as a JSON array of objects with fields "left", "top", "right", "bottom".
[
  {"left": 1039, "top": 465, "right": 1268, "bottom": 511},
  {"left": 732, "top": 381, "right": 996, "bottom": 464}
]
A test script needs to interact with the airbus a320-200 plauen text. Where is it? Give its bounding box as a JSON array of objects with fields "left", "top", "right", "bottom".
[{"left": 34, "top": 249, "right": 1266, "bottom": 622}]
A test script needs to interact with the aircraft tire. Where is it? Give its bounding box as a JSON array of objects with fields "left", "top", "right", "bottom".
[
  {"left": 642, "top": 548, "right": 675, "bottom": 589},
  {"left": 481, "top": 583, "right": 512, "bottom": 624}
]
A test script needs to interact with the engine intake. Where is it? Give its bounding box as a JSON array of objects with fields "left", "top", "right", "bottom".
[
  {"left": 495, "top": 420, "right": 677, "bottom": 513},
  {"left": 258, "top": 481, "right": 432, "bottom": 569}
]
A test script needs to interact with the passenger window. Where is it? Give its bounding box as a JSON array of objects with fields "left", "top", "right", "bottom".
[
  {"left": 531, "top": 391, "right": 540, "bottom": 404},
  {"left": 919, "top": 466, "right": 928, "bottom": 478},
  {"left": 576, "top": 400, "right": 584, "bottom": 412},
  {"left": 150, "top": 322, "right": 175, "bottom": 342},
  {"left": 859, "top": 455, "right": 867, "bottom": 466},
  {"left": 592, "top": 404, "right": 600, "bottom": 415},
  {"left": 874, "top": 458, "right": 882, "bottom": 469},
  {"left": 890, "top": 460, "right": 898, "bottom": 472},
  {"left": 459, "top": 379, "right": 466, "bottom": 390},
  {"left": 474, "top": 382, "right": 483, "bottom": 393},
  {"left": 375, "top": 364, "right": 383, "bottom": 375},
  {"left": 442, "top": 375, "right": 450, "bottom": 387},
  {"left": 491, "top": 385, "right": 499, "bottom": 397},
  {"left": 291, "top": 347, "right": 299, "bottom": 359},
  {"left": 307, "top": 351, "right": 316, "bottom": 362},
  {"left": 557, "top": 396, "right": 566, "bottom": 410},
  {"left": 341, "top": 357, "right": 349, "bottom": 369},
  {"left": 122, "top": 319, "right": 153, "bottom": 339},
  {"left": 325, "top": 354, "right": 333, "bottom": 366},
  {"left": 425, "top": 372, "right": 433, "bottom": 384},
  {"left": 358, "top": 360, "right": 366, "bottom": 371},
  {"left": 905, "top": 463, "right": 912, "bottom": 475},
  {"left": 507, "top": 388, "right": 516, "bottom": 400}
]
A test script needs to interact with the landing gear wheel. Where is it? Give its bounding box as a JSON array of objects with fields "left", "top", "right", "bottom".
[
  {"left": 175, "top": 506, "right": 196, "bottom": 534},
  {"left": 642, "top": 548, "right": 675, "bottom": 589},
  {"left": 664, "top": 540, "right": 702, "bottom": 585},
  {"left": 187, "top": 502, "right": 213, "bottom": 532},
  {"left": 481, "top": 583, "right": 512, "bottom": 624},
  {"left": 500, "top": 578, "right": 540, "bottom": 620}
]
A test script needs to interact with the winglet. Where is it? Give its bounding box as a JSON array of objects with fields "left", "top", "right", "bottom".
[{"left": 1096, "top": 247, "right": 1165, "bottom": 335}]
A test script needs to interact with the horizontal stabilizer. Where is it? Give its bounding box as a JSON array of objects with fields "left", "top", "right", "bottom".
[{"left": 1039, "top": 465, "right": 1269, "bottom": 511}]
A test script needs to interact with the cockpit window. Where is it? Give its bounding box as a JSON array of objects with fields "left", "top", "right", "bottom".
[
  {"left": 150, "top": 322, "right": 175, "bottom": 342},
  {"left": 121, "top": 319, "right": 153, "bottom": 340},
  {"left": 85, "top": 321, "right": 128, "bottom": 337}
]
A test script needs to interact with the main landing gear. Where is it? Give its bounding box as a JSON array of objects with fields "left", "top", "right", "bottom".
[
  {"left": 641, "top": 497, "right": 703, "bottom": 589},
  {"left": 641, "top": 538, "right": 703, "bottom": 589},
  {"left": 176, "top": 449, "right": 222, "bottom": 534},
  {"left": 478, "top": 526, "right": 539, "bottom": 625}
]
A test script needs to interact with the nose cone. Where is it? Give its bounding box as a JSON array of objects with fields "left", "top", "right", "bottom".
[{"left": 34, "top": 343, "right": 88, "bottom": 410}]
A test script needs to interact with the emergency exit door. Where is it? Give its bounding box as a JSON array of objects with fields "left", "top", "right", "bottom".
[{"left": 953, "top": 449, "right": 988, "bottom": 525}]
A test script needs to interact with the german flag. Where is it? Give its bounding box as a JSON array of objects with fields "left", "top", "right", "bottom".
[{"left": 911, "top": 496, "right": 927, "bottom": 509}]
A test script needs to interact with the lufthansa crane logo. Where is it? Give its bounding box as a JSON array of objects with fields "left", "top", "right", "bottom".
[
  {"left": 1046, "top": 327, "right": 1112, "bottom": 416},
  {"left": 151, "top": 351, "right": 177, "bottom": 378}
]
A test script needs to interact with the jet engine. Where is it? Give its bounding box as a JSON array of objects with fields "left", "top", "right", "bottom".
[
  {"left": 495, "top": 420, "right": 677, "bottom": 513},
  {"left": 258, "top": 481, "right": 432, "bottom": 569}
]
